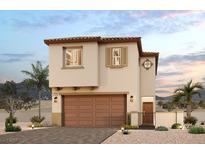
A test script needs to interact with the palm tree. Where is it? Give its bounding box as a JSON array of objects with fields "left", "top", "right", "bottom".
[
  {"left": 22, "top": 61, "right": 48, "bottom": 118},
  {"left": 174, "top": 80, "right": 203, "bottom": 118}
]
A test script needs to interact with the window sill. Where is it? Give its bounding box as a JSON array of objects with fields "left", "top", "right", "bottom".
[
  {"left": 61, "top": 65, "right": 84, "bottom": 69},
  {"left": 107, "top": 65, "right": 127, "bottom": 68}
]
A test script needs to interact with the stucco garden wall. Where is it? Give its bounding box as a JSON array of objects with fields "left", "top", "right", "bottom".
[
  {"left": 155, "top": 111, "right": 184, "bottom": 128},
  {"left": 190, "top": 110, "right": 205, "bottom": 124}
]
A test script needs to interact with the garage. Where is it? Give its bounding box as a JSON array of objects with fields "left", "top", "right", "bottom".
[{"left": 63, "top": 95, "right": 126, "bottom": 128}]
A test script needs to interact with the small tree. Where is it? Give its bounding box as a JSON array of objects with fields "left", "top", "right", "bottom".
[
  {"left": 0, "top": 81, "right": 35, "bottom": 127},
  {"left": 172, "top": 94, "right": 185, "bottom": 109},
  {"left": 167, "top": 101, "right": 175, "bottom": 111},
  {"left": 157, "top": 100, "right": 164, "bottom": 108},
  {"left": 174, "top": 80, "right": 203, "bottom": 118},
  {"left": 199, "top": 100, "right": 205, "bottom": 109},
  {"left": 22, "top": 61, "right": 49, "bottom": 118}
]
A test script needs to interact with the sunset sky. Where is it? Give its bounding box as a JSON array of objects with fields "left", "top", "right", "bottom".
[{"left": 0, "top": 10, "right": 205, "bottom": 97}]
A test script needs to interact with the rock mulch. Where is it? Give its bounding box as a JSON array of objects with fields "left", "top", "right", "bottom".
[{"left": 102, "top": 129, "right": 205, "bottom": 144}]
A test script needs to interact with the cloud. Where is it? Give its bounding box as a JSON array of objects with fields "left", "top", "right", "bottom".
[
  {"left": 156, "top": 90, "right": 171, "bottom": 94},
  {"left": 156, "top": 51, "right": 205, "bottom": 96},
  {"left": 159, "top": 51, "right": 205, "bottom": 65},
  {"left": 160, "top": 10, "right": 205, "bottom": 19},
  {"left": 157, "top": 84, "right": 180, "bottom": 89},
  {"left": 87, "top": 10, "right": 205, "bottom": 35},
  {"left": 0, "top": 53, "right": 32, "bottom": 57},
  {"left": 5, "top": 11, "right": 86, "bottom": 29},
  {"left": 2, "top": 10, "right": 205, "bottom": 34},
  {"left": 158, "top": 71, "right": 183, "bottom": 76},
  {"left": 0, "top": 53, "right": 33, "bottom": 63}
]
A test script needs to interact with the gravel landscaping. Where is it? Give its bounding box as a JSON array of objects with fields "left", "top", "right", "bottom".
[
  {"left": 0, "top": 101, "right": 51, "bottom": 135},
  {"left": 102, "top": 129, "right": 205, "bottom": 144}
]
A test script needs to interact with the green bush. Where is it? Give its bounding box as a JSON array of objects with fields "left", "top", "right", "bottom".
[
  {"left": 31, "top": 116, "right": 45, "bottom": 124},
  {"left": 189, "top": 126, "right": 205, "bottom": 134},
  {"left": 122, "top": 124, "right": 138, "bottom": 129},
  {"left": 5, "top": 125, "right": 21, "bottom": 132},
  {"left": 155, "top": 126, "right": 168, "bottom": 131},
  {"left": 33, "top": 122, "right": 43, "bottom": 127},
  {"left": 171, "top": 123, "right": 182, "bottom": 129},
  {"left": 184, "top": 116, "right": 198, "bottom": 125},
  {"left": 5, "top": 117, "right": 17, "bottom": 124},
  {"left": 122, "top": 129, "right": 129, "bottom": 135}
]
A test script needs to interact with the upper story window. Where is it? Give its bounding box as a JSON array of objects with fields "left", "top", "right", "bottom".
[
  {"left": 106, "top": 47, "right": 128, "bottom": 68},
  {"left": 63, "top": 47, "right": 83, "bottom": 68},
  {"left": 112, "top": 48, "right": 122, "bottom": 66}
]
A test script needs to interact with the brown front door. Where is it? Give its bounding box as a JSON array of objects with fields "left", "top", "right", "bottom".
[
  {"left": 143, "top": 102, "right": 153, "bottom": 125},
  {"left": 63, "top": 95, "right": 126, "bottom": 128}
]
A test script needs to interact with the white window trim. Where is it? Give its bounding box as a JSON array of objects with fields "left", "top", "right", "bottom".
[
  {"left": 63, "top": 47, "right": 83, "bottom": 69},
  {"left": 112, "top": 47, "right": 122, "bottom": 66}
]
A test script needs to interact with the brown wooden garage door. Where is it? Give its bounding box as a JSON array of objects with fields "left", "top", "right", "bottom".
[{"left": 63, "top": 95, "right": 126, "bottom": 128}]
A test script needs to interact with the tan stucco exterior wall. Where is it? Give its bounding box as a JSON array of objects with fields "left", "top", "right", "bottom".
[
  {"left": 49, "top": 42, "right": 99, "bottom": 87},
  {"left": 51, "top": 94, "right": 62, "bottom": 126},
  {"left": 97, "top": 42, "right": 140, "bottom": 112},
  {"left": 140, "top": 57, "right": 156, "bottom": 97},
  {"left": 51, "top": 42, "right": 140, "bottom": 113},
  {"left": 140, "top": 57, "right": 156, "bottom": 114},
  {"left": 52, "top": 113, "right": 62, "bottom": 126},
  {"left": 49, "top": 42, "right": 157, "bottom": 126}
]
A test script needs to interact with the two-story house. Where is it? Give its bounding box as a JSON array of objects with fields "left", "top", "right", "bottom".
[{"left": 44, "top": 36, "right": 159, "bottom": 128}]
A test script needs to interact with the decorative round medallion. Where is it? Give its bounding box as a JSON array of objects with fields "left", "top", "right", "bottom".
[{"left": 143, "top": 59, "right": 153, "bottom": 70}]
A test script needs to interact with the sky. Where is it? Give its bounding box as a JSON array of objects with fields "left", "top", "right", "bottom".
[{"left": 0, "top": 10, "right": 205, "bottom": 97}]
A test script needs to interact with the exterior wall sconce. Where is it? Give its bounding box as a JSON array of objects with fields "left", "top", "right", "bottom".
[{"left": 130, "top": 96, "right": 134, "bottom": 102}]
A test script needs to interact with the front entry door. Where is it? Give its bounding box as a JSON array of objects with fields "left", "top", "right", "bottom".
[{"left": 143, "top": 102, "right": 153, "bottom": 125}]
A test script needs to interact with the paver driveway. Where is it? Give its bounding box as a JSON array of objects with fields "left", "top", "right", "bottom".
[{"left": 0, "top": 127, "right": 116, "bottom": 144}]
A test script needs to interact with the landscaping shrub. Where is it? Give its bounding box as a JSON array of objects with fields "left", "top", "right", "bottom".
[
  {"left": 5, "top": 117, "right": 17, "bottom": 124},
  {"left": 29, "top": 123, "right": 44, "bottom": 127},
  {"left": 31, "top": 116, "right": 45, "bottom": 124},
  {"left": 184, "top": 116, "right": 198, "bottom": 125},
  {"left": 188, "top": 126, "right": 205, "bottom": 134},
  {"left": 127, "top": 112, "right": 131, "bottom": 125},
  {"left": 155, "top": 126, "right": 168, "bottom": 131},
  {"left": 122, "top": 129, "right": 129, "bottom": 134},
  {"left": 5, "top": 125, "right": 21, "bottom": 132},
  {"left": 201, "top": 121, "right": 205, "bottom": 125},
  {"left": 121, "top": 127, "right": 129, "bottom": 135},
  {"left": 171, "top": 123, "right": 182, "bottom": 129},
  {"left": 4, "top": 117, "right": 21, "bottom": 132},
  {"left": 122, "top": 124, "right": 138, "bottom": 129}
]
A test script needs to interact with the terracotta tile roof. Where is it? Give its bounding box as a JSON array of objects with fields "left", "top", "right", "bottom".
[
  {"left": 44, "top": 36, "right": 141, "bottom": 45},
  {"left": 44, "top": 36, "right": 143, "bottom": 56},
  {"left": 100, "top": 37, "right": 141, "bottom": 43},
  {"left": 44, "top": 36, "right": 101, "bottom": 44},
  {"left": 141, "top": 52, "right": 159, "bottom": 57}
]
